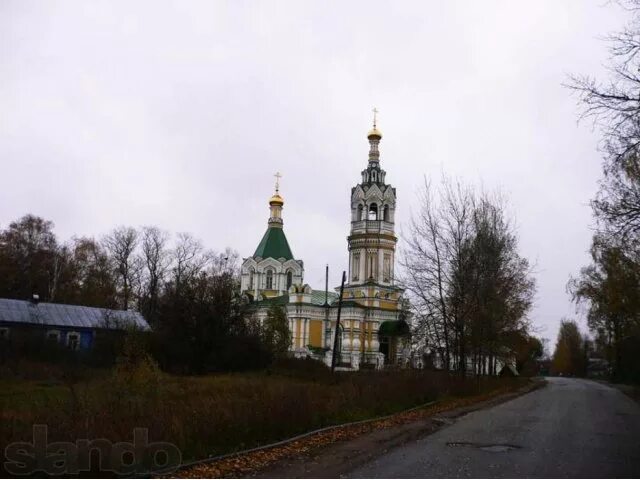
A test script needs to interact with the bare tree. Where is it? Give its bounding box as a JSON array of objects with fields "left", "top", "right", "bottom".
[
  {"left": 566, "top": 0, "right": 640, "bottom": 237},
  {"left": 401, "top": 177, "right": 474, "bottom": 372},
  {"left": 171, "top": 233, "right": 211, "bottom": 292},
  {"left": 139, "top": 226, "right": 170, "bottom": 323},
  {"left": 103, "top": 227, "right": 140, "bottom": 310},
  {"left": 401, "top": 176, "right": 535, "bottom": 375}
]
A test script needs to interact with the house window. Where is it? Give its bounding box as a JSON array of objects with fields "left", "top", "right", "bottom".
[
  {"left": 46, "top": 330, "right": 60, "bottom": 342},
  {"left": 286, "top": 271, "right": 293, "bottom": 290},
  {"left": 0, "top": 327, "right": 9, "bottom": 340},
  {"left": 266, "top": 269, "right": 274, "bottom": 289},
  {"left": 368, "top": 203, "right": 378, "bottom": 220},
  {"left": 67, "top": 332, "right": 81, "bottom": 351}
]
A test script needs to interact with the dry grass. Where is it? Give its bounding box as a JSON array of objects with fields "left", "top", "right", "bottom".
[{"left": 0, "top": 359, "right": 526, "bottom": 471}]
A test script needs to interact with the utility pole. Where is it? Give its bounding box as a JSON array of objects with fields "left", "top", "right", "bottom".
[
  {"left": 331, "top": 271, "right": 346, "bottom": 373},
  {"left": 324, "top": 264, "right": 329, "bottom": 306}
]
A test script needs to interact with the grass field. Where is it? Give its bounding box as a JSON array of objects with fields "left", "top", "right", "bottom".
[{"left": 0, "top": 358, "right": 527, "bottom": 471}]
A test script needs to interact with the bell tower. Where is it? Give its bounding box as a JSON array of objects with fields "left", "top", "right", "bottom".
[{"left": 347, "top": 110, "right": 398, "bottom": 289}]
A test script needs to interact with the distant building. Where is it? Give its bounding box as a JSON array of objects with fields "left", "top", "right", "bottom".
[
  {"left": 0, "top": 296, "right": 150, "bottom": 351},
  {"left": 240, "top": 115, "right": 410, "bottom": 370}
]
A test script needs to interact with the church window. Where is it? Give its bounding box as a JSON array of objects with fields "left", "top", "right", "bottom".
[
  {"left": 286, "top": 270, "right": 293, "bottom": 289},
  {"left": 383, "top": 205, "right": 389, "bottom": 221},
  {"left": 249, "top": 268, "right": 255, "bottom": 289},
  {"left": 266, "top": 269, "right": 274, "bottom": 289},
  {"left": 352, "top": 253, "right": 360, "bottom": 280},
  {"left": 383, "top": 254, "right": 391, "bottom": 282},
  {"left": 368, "top": 203, "right": 378, "bottom": 221},
  {"left": 372, "top": 171, "right": 377, "bottom": 182},
  {"left": 367, "top": 252, "right": 377, "bottom": 279},
  {"left": 357, "top": 204, "right": 363, "bottom": 221}
]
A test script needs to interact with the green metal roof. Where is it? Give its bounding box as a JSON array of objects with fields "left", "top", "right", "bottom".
[
  {"left": 253, "top": 226, "right": 293, "bottom": 260},
  {"left": 255, "top": 291, "right": 339, "bottom": 307},
  {"left": 310, "top": 291, "right": 339, "bottom": 306},
  {"left": 255, "top": 294, "right": 290, "bottom": 307}
]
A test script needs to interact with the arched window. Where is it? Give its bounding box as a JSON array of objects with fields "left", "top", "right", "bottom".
[
  {"left": 249, "top": 268, "right": 255, "bottom": 289},
  {"left": 357, "top": 204, "right": 363, "bottom": 221},
  {"left": 368, "top": 203, "right": 378, "bottom": 220},
  {"left": 286, "top": 270, "right": 293, "bottom": 290},
  {"left": 383, "top": 205, "right": 389, "bottom": 221},
  {"left": 266, "top": 269, "right": 273, "bottom": 289}
]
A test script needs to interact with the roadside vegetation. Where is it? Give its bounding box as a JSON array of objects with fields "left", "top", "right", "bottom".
[
  {"left": 0, "top": 355, "right": 527, "bottom": 469},
  {"left": 566, "top": 0, "right": 640, "bottom": 384}
]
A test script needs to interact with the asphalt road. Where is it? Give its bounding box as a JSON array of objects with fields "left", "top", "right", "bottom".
[{"left": 349, "top": 377, "right": 640, "bottom": 478}]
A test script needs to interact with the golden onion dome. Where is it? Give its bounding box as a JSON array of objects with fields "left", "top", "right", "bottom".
[
  {"left": 269, "top": 193, "right": 284, "bottom": 205},
  {"left": 367, "top": 127, "right": 382, "bottom": 139}
]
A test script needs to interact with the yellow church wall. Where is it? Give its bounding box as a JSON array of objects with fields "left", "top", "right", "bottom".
[{"left": 308, "top": 320, "right": 323, "bottom": 348}]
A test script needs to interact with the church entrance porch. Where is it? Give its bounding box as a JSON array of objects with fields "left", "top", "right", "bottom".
[{"left": 378, "top": 320, "right": 411, "bottom": 366}]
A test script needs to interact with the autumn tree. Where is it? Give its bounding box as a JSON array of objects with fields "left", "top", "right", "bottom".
[
  {"left": 0, "top": 214, "right": 59, "bottom": 301},
  {"left": 569, "top": 236, "right": 640, "bottom": 381},
  {"left": 552, "top": 319, "right": 587, "bottom": 377},
  {"left": 262, "top": 305, "right": 292, "bottom": 359}
]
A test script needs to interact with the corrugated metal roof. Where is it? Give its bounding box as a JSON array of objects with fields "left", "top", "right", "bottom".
[
  {"left": 310, "top": 291, "right": 338, "bottom": 306},
  {"left": 0, "top": 298, "right": 150, "bottom": 331}
]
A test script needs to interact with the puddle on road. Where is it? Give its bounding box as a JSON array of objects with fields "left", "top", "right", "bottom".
[{"left": 446, "top": 442, "right": 521, "bottom": 452}]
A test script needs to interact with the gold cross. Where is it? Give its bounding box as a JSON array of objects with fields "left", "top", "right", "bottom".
[
  {"left": 372, "top": 107, "right": 378, "bottom": 128},
  {"left": 274, "top": 171, "right": 282, "bottom": 192}
]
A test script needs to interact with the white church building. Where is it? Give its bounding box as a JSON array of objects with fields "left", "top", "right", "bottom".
[{"left": 240, "top": 117, "right": 410, "bottom": 370}]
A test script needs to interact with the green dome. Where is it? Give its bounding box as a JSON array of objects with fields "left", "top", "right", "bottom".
[{"left": 253, "top": 226, "right": 293, "bottom": 260}]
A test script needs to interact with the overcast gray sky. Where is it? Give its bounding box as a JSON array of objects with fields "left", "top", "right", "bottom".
[{"left": 0, "top": 1, "right": 630, "bottom": 344}]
